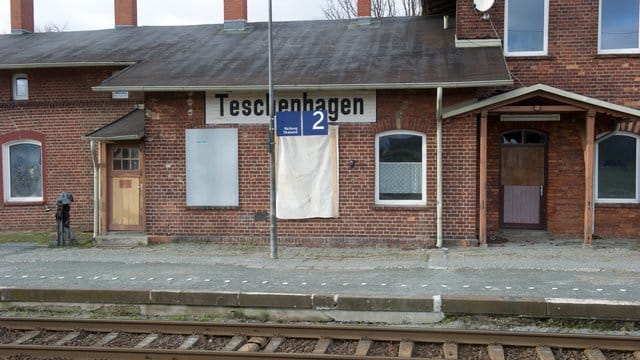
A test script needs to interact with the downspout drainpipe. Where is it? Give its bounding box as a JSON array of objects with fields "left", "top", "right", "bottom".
[
  {"left": 436, "top": 87, "right": 443, "bottom": 248},
  {"left": 90, "top": 140, "right": 99, "bottom": 239}
]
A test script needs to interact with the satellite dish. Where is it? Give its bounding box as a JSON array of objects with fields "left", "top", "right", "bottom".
[{"left": 474, "top": 0, "right": 495, "bottom": 12}]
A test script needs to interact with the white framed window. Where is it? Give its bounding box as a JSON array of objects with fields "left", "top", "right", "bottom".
[
  {"left": 2, "top": 140, "right": 43, "bottom": 203},
  {"left": 504, "top": 0, "right": 549, "bottom": 56},
  {"left": 185, "top": 128, "right": 239, "bottom": 206},
  {"left": 12, "top": 74, "right": 28, "bottom": 100},
  {"left": 375, "top": 130, "right": 426, "bottom": 206},
  {"left": 599, "top": 0, "right": 640, "bottom": 54},
  {"left": 595, "top": 133, "right": 640, "bottom": 203}
]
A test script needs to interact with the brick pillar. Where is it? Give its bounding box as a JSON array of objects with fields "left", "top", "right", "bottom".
[
  {"left": 114, "top": 0, "right": 137, "bottom": 28},
  {"left": 10, "top": 0, "right": 34, "bottom": 35},
  {"left": 224, "top": 0, "right": 247, "bottom": 31}
]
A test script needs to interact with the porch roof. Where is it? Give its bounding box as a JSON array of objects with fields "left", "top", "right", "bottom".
[
  {"left": 442, "top": 84, "right": 640, "bottom": 120},
  {"left": 83, "top": 109, "right": 145, "bottom": 141}
]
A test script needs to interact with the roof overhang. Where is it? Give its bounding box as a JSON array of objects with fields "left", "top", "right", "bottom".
[
  {"left": 0, "top": 62, "right": 137, "bottom": 70},
  {"left": 92, "top": 79, "right": 514, "bottom": 93},
  {"left": 83, "top": 109, "right": 145, "bottom": 141},
  {"left": 443, "top": 84, "right": 640, "bottom": 120}
]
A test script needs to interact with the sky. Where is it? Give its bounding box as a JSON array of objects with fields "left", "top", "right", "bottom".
[{"left": 0, "top": 0, "right": 327, "bottom": 34}]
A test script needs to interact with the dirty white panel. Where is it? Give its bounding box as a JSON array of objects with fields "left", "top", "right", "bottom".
[{"left": 185, "top": 128, "right": 238, "bottom": 206}]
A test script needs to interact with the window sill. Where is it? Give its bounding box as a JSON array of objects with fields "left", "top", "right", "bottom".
[
  {"left": 373, "top": 205, "right": 428, "bottom": 211},
  {"left": 505, "top": 55, "right": 554, "bottom": 61},
  {"left": 186, "top": 206, "right": 240, "bottom": 210},
  {"left": 3, "top": 201, "right": 45, "bottom": 206},
  {"left": 596, "top": 53, "right": 640, "bottom": 59},
  {"left": 596, "top": 202, "right": 640, "bottom": 208}
]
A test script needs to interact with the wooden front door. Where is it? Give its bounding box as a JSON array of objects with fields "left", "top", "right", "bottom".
[
  {"left": 500, "top": 130, "right": 547, "bottom": 229},
  {"left": 108, "top": 143, "right": 143, "bottom": 231}
]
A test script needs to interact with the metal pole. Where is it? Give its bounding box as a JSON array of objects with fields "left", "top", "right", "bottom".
[
  {"left": 268, "top": 0, "right": 278, "bottom": 259},
  {"left": 436, "top": 87, "right": 443, "bottom": 248}
]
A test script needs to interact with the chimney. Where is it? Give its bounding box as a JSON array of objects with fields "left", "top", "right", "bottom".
[
  {"left": 224, "top": 0, "right": 247, "bottom": 31},
  {"left": 357, "top": 0, "right": 371, "bottom": 25},
  {"left": 114, "top": 0, "right": 137, "bottom": 28},
  {"left": 10, "top": 0, "right": 34, "bottom": 35}
]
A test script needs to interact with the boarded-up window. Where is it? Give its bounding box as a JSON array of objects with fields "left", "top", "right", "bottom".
[{"left": 185, "top": 129, "right": 239, "bottom": 206}]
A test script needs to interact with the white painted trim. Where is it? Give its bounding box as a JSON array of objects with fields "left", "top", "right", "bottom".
[
  {"left": 504, "top": 0, "right": 549, "bottom": 56},
  {"left": 598, "top": 0, "right": 640, "bottom": 54},
  {"left": 92, "top": 80, "right": 515, "bottom": 93},
  {"left": 12, "top": 74, "right": 28, "bottom": 101},
  {"left": 375, "top": 130, "right": 427, "bottom": 206},
  {"left": 2, "top": 139, "right": 43, "bottom": 203},
  {"left": 594, "top": 132, "right": 640, "bottom": 204},
  {"left": 455, "top": 36, "right": 502, "bottom": 48}
]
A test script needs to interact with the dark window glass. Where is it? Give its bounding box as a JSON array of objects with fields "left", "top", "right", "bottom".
[
  {"left": 9, "top": 143, "right": 42, "bottom": 198},
  {"left": 598, "top": 135, "right": 637, "bottom": 199},
  {"left": 112, "top": 146, "right": 139, "bottom": 171}
]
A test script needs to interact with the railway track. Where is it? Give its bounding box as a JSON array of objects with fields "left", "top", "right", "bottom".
[{"left": 0, "top": 318, "right": 639, "bottom": 359}]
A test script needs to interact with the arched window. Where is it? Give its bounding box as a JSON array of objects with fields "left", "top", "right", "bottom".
[
  {"left": 375, "top": 131, "right": 426, "bottom": 206},
  {"left": 595, "top": 133, "right": 640, "bottom": 203},
  {"left": 2, "top": 139, "right": 43, "bottom": 203}
]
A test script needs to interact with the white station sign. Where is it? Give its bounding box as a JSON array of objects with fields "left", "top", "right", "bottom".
[{"left": 206, "top": 90, "right": 376, "bottom": 124}]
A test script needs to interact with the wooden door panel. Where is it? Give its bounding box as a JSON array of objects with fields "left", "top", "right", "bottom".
[
  {"left": 501, "top": 147, "right": 545, "bottom": 185},
  {"left": 111, "top": 177, "right": 140, "bottom": 228}
]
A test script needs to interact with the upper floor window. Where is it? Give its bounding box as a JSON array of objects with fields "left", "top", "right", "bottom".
[
  {"left": 12, "top": 74, "right": 28, "bottom": 100},
  {"left": 599, "top": 0, "right": 640, "bottom": 53},
  {"left": 375, "top": 131, "right": 426, "bottom": 206},
  {"left": 2, "top": 139, "right": 43, "bottom": 203},
  {"left": 504, "top": 0, "right": 549, "bottom": 56},
  {"left": 596, "top": 133, "right": 639, "bottom": 203}
]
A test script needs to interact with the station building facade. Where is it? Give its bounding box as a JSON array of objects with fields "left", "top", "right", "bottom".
[{"left": 1, "top": 0, "right": 639, "bottom": 247}]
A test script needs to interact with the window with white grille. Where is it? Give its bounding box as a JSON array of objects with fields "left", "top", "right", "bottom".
[{"left": 375, "top": 131, "right": 426, "bottom": 206}]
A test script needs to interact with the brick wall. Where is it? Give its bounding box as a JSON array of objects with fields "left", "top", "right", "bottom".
[
  {"left": 457, "top": 0, "right": 640, "bottom": 239},
  {"left": 458, "top": 0, "right": 640, "bottom": 108},
  {"left": 143, "top": 89, "right": 478, "bottom": 247},
  {"left": 0, "top": 67, "right": 140, "bottom": 232}
]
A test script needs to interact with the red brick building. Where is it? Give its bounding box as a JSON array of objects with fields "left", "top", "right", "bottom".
[{"left": 1, "top": 0, "right": 638, "bottom": 247}]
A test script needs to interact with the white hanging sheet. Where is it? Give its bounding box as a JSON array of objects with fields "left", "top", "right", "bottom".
[{"left": 276, "top": 127, "right": 339, "bottom": 219}]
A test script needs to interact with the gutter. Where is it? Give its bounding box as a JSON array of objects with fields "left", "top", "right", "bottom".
[
  {"left": 0, "top": 62, "right": 137, "bottom": 70},
  {"left": 92, "top": 79, "right": 514, "bottom": 92},
  {"left": 436, "top": 87, "right": 443, "bottom": 248}
]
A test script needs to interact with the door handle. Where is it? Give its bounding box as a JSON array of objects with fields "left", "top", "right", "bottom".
[{"left": 540, "top": 185, "right": 544, "bottom": 197}]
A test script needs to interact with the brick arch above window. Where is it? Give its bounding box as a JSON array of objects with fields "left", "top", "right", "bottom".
[{"left": 0, "top": 130, "right": 47, "bottom": 205}]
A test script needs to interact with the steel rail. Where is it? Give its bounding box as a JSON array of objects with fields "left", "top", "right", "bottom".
[
  {"left": 1, "top": 318, "right": 639, "bottom": 351},
  {"left": 0, "top": 346, "right": 389, "bottom": 360}
]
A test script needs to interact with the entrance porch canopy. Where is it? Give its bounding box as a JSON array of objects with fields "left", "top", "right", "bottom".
[{"left": 443, "top": 84, "right": 640, "bottom": 246}]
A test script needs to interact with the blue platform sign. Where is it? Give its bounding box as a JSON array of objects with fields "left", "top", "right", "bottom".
[
  {"left": 276, "top": 111, "right": 301, "bottom": 136},
  {"left": 302, "top": 110, "right": 328, "bottom": 136},
  {"left": 276, "top": 110, "right": 328, "bottom": 137}
]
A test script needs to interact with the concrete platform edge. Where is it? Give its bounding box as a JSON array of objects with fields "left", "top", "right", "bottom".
[{"left": 1, "top": 288, "right": 639, "bottom": 321}]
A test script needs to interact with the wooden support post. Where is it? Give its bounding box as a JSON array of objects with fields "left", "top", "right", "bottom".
[
  {"left": 479, "top": 111, "right": 488, "bottom": 246},
  {"left": 583, "top": 111, "right": 595, "bottom": 247}
]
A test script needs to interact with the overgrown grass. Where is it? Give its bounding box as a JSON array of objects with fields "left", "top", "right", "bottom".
[{"left": 0, "top": 231, "right": 93, "bottom": 247}]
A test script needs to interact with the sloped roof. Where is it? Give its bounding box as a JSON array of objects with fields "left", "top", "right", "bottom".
[
  {"left": 443, "top": 84, "right": 640, "bottom": 120},
  {"left": 83, "top": 109, "right": 145, "bottom": 141},
  {"left": 0, "top": 16, "right": 512, "bottom": 91}
]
